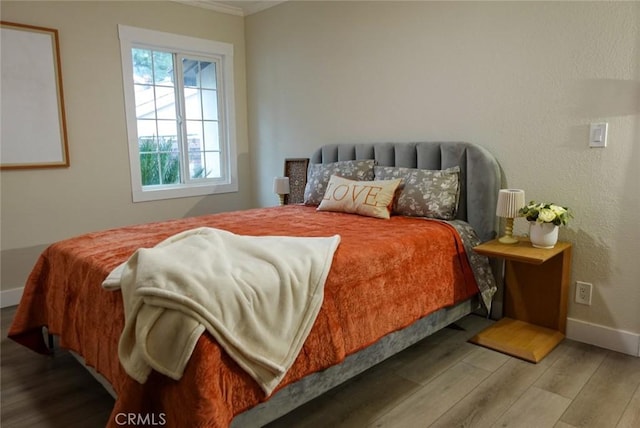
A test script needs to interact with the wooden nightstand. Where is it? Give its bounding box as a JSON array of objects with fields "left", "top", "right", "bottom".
[{"left": 469, "top": 238, "right": 572, "bottom": 363}]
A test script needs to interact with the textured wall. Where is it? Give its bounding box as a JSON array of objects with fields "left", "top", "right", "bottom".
[
  {"left": 0, "top": 1, "right": 252, "bottom": 291},
  {"left": 246, "top": 2, "right": 640, "bottom": 333}
]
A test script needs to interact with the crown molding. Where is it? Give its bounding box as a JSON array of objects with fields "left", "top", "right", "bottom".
[
  {"left": 173, "top": 1, "right": 244, "bottom": 16},
  {"left": 172, "top": 1, "right": 285, "bottom": 17},
  {"left": 243, "top": 1, "right": 286, "bottom": 16}
]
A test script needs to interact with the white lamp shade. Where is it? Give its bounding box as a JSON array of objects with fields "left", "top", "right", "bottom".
[
  {"left": 496, "top": 189, "right": 525, "bottom": 218},
  {"left": 273, "top": 176, "right": 290, "bottom": 194}
]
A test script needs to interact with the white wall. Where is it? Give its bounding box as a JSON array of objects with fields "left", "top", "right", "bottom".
[
  {"left": 246, "top": 2, "right": 639, "bottom": 343},
  {"left": 0, "top": 1, "right": 253, "bottom": 297}
]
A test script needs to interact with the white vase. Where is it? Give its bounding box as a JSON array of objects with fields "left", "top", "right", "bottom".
[{"left": 529, "top": 222, "right": 559, "bottom": 249}]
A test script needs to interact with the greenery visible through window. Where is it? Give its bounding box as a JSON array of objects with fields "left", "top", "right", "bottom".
[
  {"left": 138, "top": 137, "right": 179, "bottom": 185},
  {"left": 138, "top": 136, "right": 207, "bottom": 185}
]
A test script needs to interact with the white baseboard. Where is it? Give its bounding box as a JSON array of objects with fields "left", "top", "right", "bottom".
[
  {"left": 0, "top": 287, "right": 24, "bottom": 308},
  {"left": 566, "top": 317, "right": 640, "bottom": 357}
]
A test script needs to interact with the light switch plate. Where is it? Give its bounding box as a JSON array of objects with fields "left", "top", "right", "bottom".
[{"left": 589, "top": 122, "right": 608, "bottom": 148}]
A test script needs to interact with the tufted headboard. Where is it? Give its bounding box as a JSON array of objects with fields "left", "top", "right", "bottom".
[{"left": 310, "top": 142, "right": 501, "bottom": 242}]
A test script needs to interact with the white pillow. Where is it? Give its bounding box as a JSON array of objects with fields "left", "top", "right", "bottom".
[{"left": 317, "top": 175, "right": 402, "bottom": 219}]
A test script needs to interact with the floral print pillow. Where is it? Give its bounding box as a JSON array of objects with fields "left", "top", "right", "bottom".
[
  {"left": 304, "top": 160, "right": 376, "bottom": 206},
  {"left": 374, "top": 166, "right": 460, "bottom": 220}
]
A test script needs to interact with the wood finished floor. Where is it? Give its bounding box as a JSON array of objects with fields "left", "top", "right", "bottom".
[{"left": 2, "top": 305, "right": 639, "bottom": 428}]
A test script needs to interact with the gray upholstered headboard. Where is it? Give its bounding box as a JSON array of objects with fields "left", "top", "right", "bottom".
[{"left": 310, "top": 142, "right": 501, "bottom": 242}]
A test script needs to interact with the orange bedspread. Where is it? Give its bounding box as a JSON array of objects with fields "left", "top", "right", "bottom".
[{"left": 9, "top": 206, "right": 478, "bottom": 427}]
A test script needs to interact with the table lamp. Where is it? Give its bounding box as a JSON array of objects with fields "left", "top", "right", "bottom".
[
  {"left": 273, "top": 176, "right": 290, "bottom": 206},
  {"left": 496, "top": 189, "right": 525, "bottom": 244}
]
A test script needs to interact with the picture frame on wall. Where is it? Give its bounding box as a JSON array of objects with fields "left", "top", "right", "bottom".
[
  {"left": 1, "top": 21, "right": 70, "bottom": 169},
  {"left": 283, "top": 158, "right": 309, "bottom": 205}
]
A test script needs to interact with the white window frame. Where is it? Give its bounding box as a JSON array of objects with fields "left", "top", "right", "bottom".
[{"left": 118, "top": 25, "right": 237, "bottom": 202}]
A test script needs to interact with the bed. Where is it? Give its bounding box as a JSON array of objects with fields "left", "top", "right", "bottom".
[{"left": 8, "top": 141, "right": 501, "bottom": 427}]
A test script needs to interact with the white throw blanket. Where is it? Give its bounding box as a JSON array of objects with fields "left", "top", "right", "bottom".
[{"left": 102, "top": 227, "right": 340, "bottom": 395}]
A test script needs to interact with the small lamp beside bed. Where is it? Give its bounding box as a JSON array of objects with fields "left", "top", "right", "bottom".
[
  {"left": 496, "top": 189, "right": 525, "bottom": 244},
  {"left": 273, "top": 176, "right": 290, "bottom": 206}
]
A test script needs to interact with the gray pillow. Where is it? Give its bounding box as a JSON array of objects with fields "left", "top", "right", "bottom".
[
  {"left": 304, "top": 159, "right": 376, "bottom": 206},
  {"left": 374, "top": 166, "right": 460, "bottom": 220}
]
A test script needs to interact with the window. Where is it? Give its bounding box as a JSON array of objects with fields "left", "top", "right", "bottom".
[{"left": 118, "top": 25, "right": 237, "bottom": 202}]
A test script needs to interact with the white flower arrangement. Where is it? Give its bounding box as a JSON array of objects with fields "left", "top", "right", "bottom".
[{"left": 519, "top": 201, "right": 572, "bottom": 226}]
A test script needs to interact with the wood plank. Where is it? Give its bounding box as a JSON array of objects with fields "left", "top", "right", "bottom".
[
  {"left": 554, "top": 422, "right": 579, "bottom": 428},
  {"left": 617, "top": 384, "right": 640, "bottom": 428},
  {"left": 1, "top": 307, "right": 113, "bottom": 428},
  {"left": 560, "top": 351, "right": 640, "bottom": 428},
  {"left": 462, "top": 345, "right": 511, "bottom": 372},
  {"left": 429, "top": 358, "right": 549, "bottom": 428},
  {"left": 469, "top": 318, "right": 564, "bottom": 363},
  {"left": 394, "top": 333, "right": 476, "bottom": 385},
  {"left": 265, "top": 353, "right": 423, "bottom": 428},
  {"left": 534, "top": 339, "right": 608, "bottom": 399},
  {"left": 492, "top": 386, "right": 571, "bottom": 428},
  {"left": 372, "top": 362, "right": 491, "bottom": 427}
]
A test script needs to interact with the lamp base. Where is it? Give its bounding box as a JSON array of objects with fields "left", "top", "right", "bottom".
[
  {"left": 498, "top": 217, "right": 518, "bottom": 244},
  {"left": 278, "top": 194, "right": 286, "bottom": 206},
  {"left": 498, "top": 235, "right": 519, "bottom": 244}
]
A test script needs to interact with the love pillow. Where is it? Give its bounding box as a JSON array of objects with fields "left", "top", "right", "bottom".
[{"left": 317, "top": 175, "right": 402, "bottom": 219}]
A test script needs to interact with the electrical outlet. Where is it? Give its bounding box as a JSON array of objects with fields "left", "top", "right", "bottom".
[{"left": 575, "top": 281, "right": 592, "bottom": 305}]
